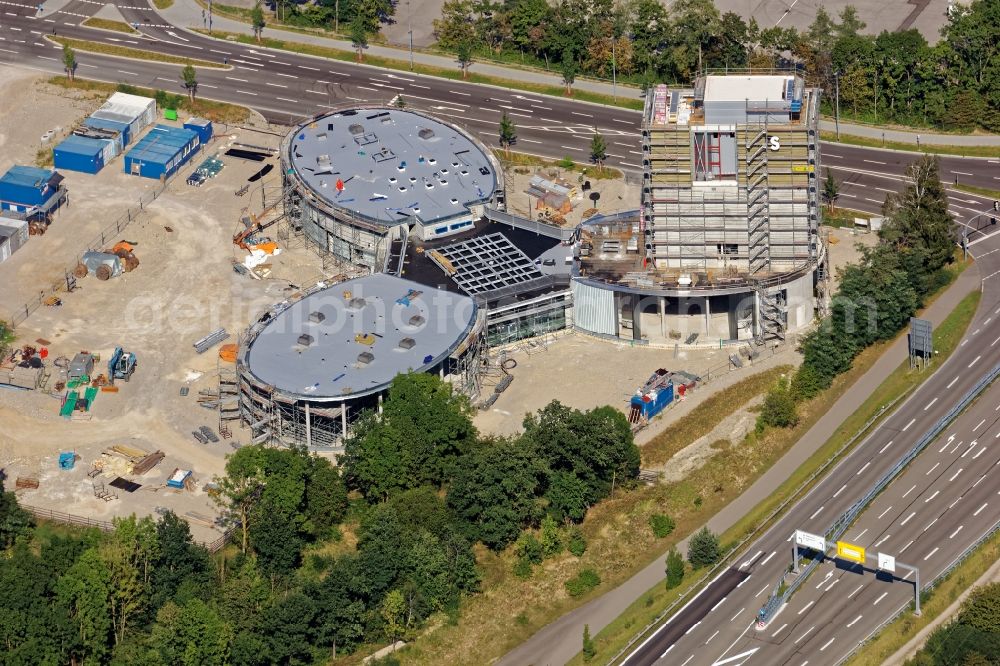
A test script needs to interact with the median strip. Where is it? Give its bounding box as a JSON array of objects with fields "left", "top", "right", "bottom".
[{"left": 50, "top": 36, "right": 226, "bottom": 69}]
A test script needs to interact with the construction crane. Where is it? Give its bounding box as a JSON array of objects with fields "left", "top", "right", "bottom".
[
  {"left": 108, "top": 347, "right": 137, "bottom": 384},
  {"left": 233, "top": 196, "right": 287, "bottom": 250}
]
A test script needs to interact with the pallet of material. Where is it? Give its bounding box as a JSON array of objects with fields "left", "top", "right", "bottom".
[
  {"left": 183, "top": 511, "right": 216, "bottom": 528},
  {"left": 110, "top": 444, "right": 148, "bottom": 460},
  {"left": 15, "top": 477, "right": 39, "bottom": 490},
  {"left": 132, "top": 450, "right": 165, "bottom": 475}
]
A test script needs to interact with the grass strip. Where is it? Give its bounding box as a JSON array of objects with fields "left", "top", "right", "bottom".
[
  {"left": 52, "top": 36, "right": 225, "bottom": 69},
  {"left": 821, "top": 130, "right": 1000, "bottom": 158},
  {"left": 81, "top": 18, "right": 139, "bottom": 34},
  {"left": 573, "top": 265, "right": 977, "bottom": 665},
  {"left": 152, "top": 0, "right": 173, "bottom": 8},
  {"left": 496, "top": 150, "right": 622, "bottom": 180},
  {"left": 642, "top": 366, "right": 791, "bottom": 467},
  {"left": 47, "top": 76, "right": 250, "bottom": 124},
  {"left": 954, "top": 182, "right": 1000, "bottom": 201},
  {"left": 195, "top": 29, "right": 644, "bottom": 111},
  {"left": 843, "top": 515, "right": 1000, "bottom": 665}
]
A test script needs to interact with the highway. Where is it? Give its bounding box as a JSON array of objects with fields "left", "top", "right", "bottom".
[
  {"left": 2, "top": 2, "right": 1000, "bottom": 663},
  {"left": 0, "top": 0, "right": 999, "bottom": 221}
]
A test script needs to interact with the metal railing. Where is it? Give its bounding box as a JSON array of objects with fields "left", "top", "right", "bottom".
[
  {"left": 19, "top": 502, "right": 232, "bottom": 553},
  {"left": 758, "top": 362, "right": 1000, "bottom": 624},
  {"left": 482, "top": 206, "right": 573, "bottom": 240},
  {"left": 608, "top": 390, "right": 909, "bottom": 665}
]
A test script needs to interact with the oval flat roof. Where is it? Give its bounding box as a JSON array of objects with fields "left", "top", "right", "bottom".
[
  {"left": 244, "top": 273, "right": 477, "bottom": 400},
  {"left": 287, "top": 108, "right": 496, "bottom": 226}
]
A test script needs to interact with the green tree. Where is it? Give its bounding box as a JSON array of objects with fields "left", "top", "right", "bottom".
[
  {"left": 214, "top": 446, "right": 266, "bottom": 553},
  {"left": 958, "top": 583, "right": 1000, "bottom": 634},
  {"left": 447, "top": 438, "right": 546, "bottom": 550},
  {"left": 582, "top": 623, "right": 596, "bottom": 661},
  {"left": 56, "top": 547, "right": 113, "bottom": 663},
  {"left": 590, "top": 131, "right": 607, "bottom": 172},
  {"left": 880, "top": 155, "right": 956, "bottom": 275},
  {"left": 62, "top": 44, "right": 77, "bottom": 81},
  {"left": 395, "top": 94, "right": 406, "bottom": 108},
  {"left": 150, "top": 511, "right": 213, "bottom": 610},
  {"left": 649, "top": 513, "right": 675, "bottom": 538},
  {"left": 342, "top": 372, "right": 477, "bottom": 500},
  {"left": 567, "top": 525, "right": 587, "bottom": 556},
  {"left": 665, "top": 548, "right": 685, "bottom": 589},
  {"left": 250, "top": 497, "right": 303, "bottom": 577},
  {"left": 757, "top": 377, "right": 799, "bottom": 429},
  {"left": 304, "top": 456, "right": 348, "bottom": 537},
  {"left": 102, "top": 515, "right": 158, "bottom": 645},
  {"left": 457, "top": 40, "right": 474, "bottom": 79},
  {"left": 181, "top": 64, "right": 198, "bottom": 101},
  {"left": 147, "top": 599, "right": 232, "bottom": 666},
  {"left": 822, "top": 169, "right": 839, "bottom": 212},
  {"left": 381, "top": 588, "right": 407, "bottom": 640},
  {"left": 251, "top": 1, "right": 266, "bottom": 42},
  {"left": 540, "top": 514, "right": 562, "bottom": 557},
  {"left": 687, "top": 526, "right": 721, "bottom": 568},
  {"left": 560, "top": 49, "right": 578, "bottom": 95},
  {"left": 259, "top": 591, "right": 318, "bottom": 664},
  {"left": 499, "top": 110, "right": 517, "bottom": 157},
  {"left": 350, "top": 13, "right": 369, "bottom": 62},
  {"left": 0, "top": 482, "right": 32, "bottom": 548}
]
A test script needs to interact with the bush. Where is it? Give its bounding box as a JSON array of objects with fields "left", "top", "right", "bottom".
[
  {"left": 688, "top": 527, "right": 721, "bottom": 568},
  {"left": 790, "top": 363, "right": 826, "bottom": 401},
  {"left": 513, "top": 557, "right": 534, "bottom": 579},
  {"left": 514, "top": 532, "right": 543, "bottom": 565},
  {"left": 665, "top": 548, "right": 684, "bottom": 589},
  {"left": 649, "top": 513, "right": 676, "bottom": 538},
  {"left": 567, "top": 526, "right": 587, "bottom": 557},
  {"left": 557, "top": 156, "right": 575, "bottom": 169},
  {"left": 583, "top": 624, "right": 595, "bottom": 661},
  {"left": 757, "top": 378, "right": 799, "bottom": 431},
  {"left": 540, "top": 515, "right": 562, "bottom": 557},
  {"left": 565, "top": 568, "right": 602, "bottom": 597}
]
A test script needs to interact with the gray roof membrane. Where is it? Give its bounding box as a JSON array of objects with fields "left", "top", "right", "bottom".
[
  {"left": 289, "top": 109, "right": 496, "bottom": 226},
  {"left": 244, "top": 273, "right": 477, "bottom": 400}
]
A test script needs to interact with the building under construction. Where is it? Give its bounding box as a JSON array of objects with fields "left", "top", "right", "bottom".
[{"left": 573, "top": 72, "right": 824, "bottom": 344}]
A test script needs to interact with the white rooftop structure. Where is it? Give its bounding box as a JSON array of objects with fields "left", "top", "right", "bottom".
[
  {"left": 242, "top": 273, "right": 478, "bottom": 400},
  {"left": 703, "top": 75, "right": 793, "bottom": 103}
]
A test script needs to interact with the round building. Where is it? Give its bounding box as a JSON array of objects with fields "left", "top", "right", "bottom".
[{"left": 282, "top": 107, "right": 504, "bottom": 273}]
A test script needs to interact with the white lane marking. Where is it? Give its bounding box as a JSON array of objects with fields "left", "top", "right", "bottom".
[
  {"left": 825, "top": 579, "right": 839, "bottom": 592},
  {"left": 684, "top": 621, "right": 701, "bottom": 635},
  {"left": 712, "top": 647, "right": 759, "bottom": 666},
  {"left": 273, "top": 72, "right": 297, "bottom": 79},
  {"left": 225, "top": 76, "right": 248, "bottom": 82},
  {"left": 809, "top": 506, "right": 825, "bottom": 520},
  {"left": 855, "top": 528, "right": 868, "bottom": 540},
  {"left": 681, "top": 656, "right": 694, "bottom": 666},
  {"left": 925, "top": 490, "right": 940, "bottom": 502},
  {"left": 903, "top": 484, "right": 917, "bottom": 498},
  {"left": 974, "top": 446, "right": 987, "bottom": 460},
  {"left": 560, "top": 145, "right": 585, "bottom": 152},
  {"left": 772, "top": 623, "right": 788, "bottom": 637},
  {"left": 737, "top": 575, "right": 752, "bottom": 588},
  {"left": 660, "top": 644, "right": 675, "bottom": 658},
  {"left": 275, "top": 97, "right": 298, "bottom": 103},
  {"left": 950, "top": 525, "right": 964, "bottom": 539},
  {"left": 356, "top": 85, "right": 378, "bottom": 92},
  {"left": 798, "top": 600, "right": 815, "bottom": 615},
  {"left": 970, "top": 355, "right": 982, "bottom": 368},
  {"left": 760, "top": 551, "right": 776, "bottom": 567},
  {"left": 857, "top": 462, "right": 871, "bottom": 475},
  {"left": 265, "top": 82, "right": 287, "bottom": 88},
  {"left": 873, "top": 592, "right": 888, "bottom": 605},
  {"left": 448, "top": 89, "right": 471, "bottom": 96},
  {"left": 235, "top": 90, "right": 258, "bottom": 96},
  {"left": 874, "top": 534, "right": 891, "bottom": 548},
  {"left": 730, "top": 607, "right": 745, "bottom": 622},
  {"left": 710, "top": 596, "right": 727, "bottom": 612},
  {"left": 571, "top": 111, "right": 592, "bottom": 117},
  {"left": 755, "top": 583, "right": 769, "bottom": 598},
  {"left": 305, "top": 89, "right": 323, "bottom": 95},
  {"left": 974, "top": 473, "right": 988, "bottom": 488},
  {"left": 975, "top": 419, "right": 987, "bottom": 431},
  {"left": 900, "top": 511, "right": 916, "bottom": 526},
  {"left": 925, "top": 397, "right": 938, "bottom": 411},
  {"left": 821, "top": 637, "right": 836, "bottom": 651},
  {"left": 848, "top": 583, "right": 865, "bottom": 599},
  {"left": 740, "top": 551, "right": 763, "bottom": 569},
  {"left": 864, "top": 159, "right": 886, "bottom": 165},
  {"left": 900, "top": 539, "right": 914, "bottom": 553},
  {"left": 795, "top": 625, "right": 815, "bottom": 643},
  {"left": 902, "top": 418, "right": 916, "bottom": 432},
  {"left": 833, "top": 484, "right": 848, "bottom": 498},
  {"left": 297, "top": 64, "right": 319, "bottom": 71},
  {"left": 924, "top": 547, "right": 940, "bottom": 561},
  {"left": 846, "top": 615, "right": 863, "bottom": 628},
  {"left": 411, "top": 83, "right": 430, "bottom": 89},
  {"left": 880, "top": 440, "right": 894, "bottom": 454},
  {"left": 117, "top": 69, "right": 137, "bottom": 76},
  {"left": 816, "top": 572, "right": 833, "bottom": 589},
  {"left": 706, "top": 629, "right": 720, "bottom": 644},
  {"left": 924, "top": 518, "right": 938, "bottom": 532},
  {"left": 947, "top": 376, "right": 960, "bottom": 389},
  {"left": 974, "top": 502, "right": 989, "bottom": 516},
  {"left": 993, "top": 335, "right": 1000, "bottom": 347},
  {"left": 950, "top": 468, "right": 964, "bottom": 482},
  {"left": 927, "top": 462, "right": 940, "bottom": 475}
]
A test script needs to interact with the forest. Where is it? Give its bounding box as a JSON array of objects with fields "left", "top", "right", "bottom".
[
  {"left": 906, "top": 582, "right": 1000, "bottom": 666},
  {"left": 0, "top": 373, "right": 640, "bottom": 664}
]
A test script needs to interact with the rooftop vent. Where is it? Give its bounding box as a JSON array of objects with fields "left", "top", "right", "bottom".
[
  {"left": 349, "top": 297, "right": 366, "bottom": 309},
  {"left": 398, "top": 337, "right": 416, "bottom": 349},
  {"left": 297, "top": 334, "right": 315, "bottom": 347},
  {"left": 418, "top": 128, "right": 435, "bottom": 140},
  {"left": 309, "top": 311, "right": 326, "bottom": 323},
  {"left": 357, "top": 351, "right": 375, "bottom": 365},
  {"left": 348, "top": 123, "right": 365, "bottom": 135},
  {"left": 408, "top": 314, "right": 426, "bottom": 327}
]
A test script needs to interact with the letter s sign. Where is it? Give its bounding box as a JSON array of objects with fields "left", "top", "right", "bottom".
[{"left": 768, "top": 136, "right": 781, "bottom": 151}]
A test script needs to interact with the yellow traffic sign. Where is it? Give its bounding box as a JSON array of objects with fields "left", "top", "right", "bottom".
[{"left": 837, "top": 541, "right": 866, "bottom": 564}]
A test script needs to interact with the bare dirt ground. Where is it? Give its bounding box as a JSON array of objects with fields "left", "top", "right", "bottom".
[
  {"left": 0, "top": 69, "right": 319, "bottom": 543},
  {"left": 826, "top": 225, "right": 879, "bottom": 291},
  {"left": 502, "top": 164, "right": 639, "bottom": 228}
]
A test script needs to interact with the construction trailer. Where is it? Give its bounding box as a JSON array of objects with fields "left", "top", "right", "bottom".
[
  {"left": 90, "top": 92, "right": 156, "bottom": 144},
  {"left": 0, "top": 214, "right": 29, "bottom": 264},
  {"left": 54, "top": 135, "right": 114, "bottom": 174},
  {"left": 183, "top": 117, "right": 214, "bottom": 144},
  {"left": 124, "top": 125, "right": 200, "bottom": 179},
  {"left": 68, "top": 353, "right": 95, "bottom": 381},
  {"left": 0, "top": 165, "right": 67, "bottom": 216},
  {"left": 81, "top": 116, "right": 129, "bottom": 151}
]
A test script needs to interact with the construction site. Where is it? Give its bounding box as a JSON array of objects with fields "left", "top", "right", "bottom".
[{"left": 0, "top": 68, "right": 840, "bottom": 538}]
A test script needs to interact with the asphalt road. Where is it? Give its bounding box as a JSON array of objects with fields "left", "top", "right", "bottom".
[{"left": 3, "top": 3, "right": 1000, "bottom": 663}]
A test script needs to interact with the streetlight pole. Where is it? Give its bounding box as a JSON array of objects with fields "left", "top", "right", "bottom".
[
  {"left": 611, "top": 38, "right": 617, "bottom": 102},
  {"left": 407, "top": 0, "right": 413, "bottom": 71},
  {"left": 834, "top": 70, "right": 841, "bottom": 141}
]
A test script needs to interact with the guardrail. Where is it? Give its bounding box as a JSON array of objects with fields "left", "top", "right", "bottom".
[
  {"left": 482, "top": 206, "right": 573, "bottom": 240},
  {"left": 608, "top": 390, "right": 911, "bottom": 665},
  {"left": 758, "top": 361, "right": 1000, "bottom": 624}
]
